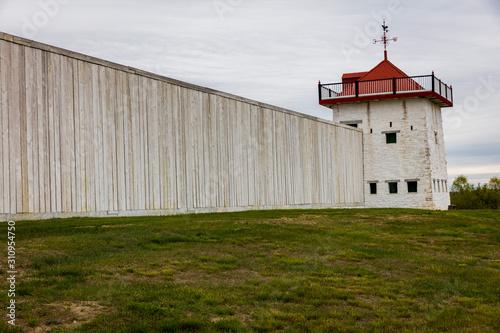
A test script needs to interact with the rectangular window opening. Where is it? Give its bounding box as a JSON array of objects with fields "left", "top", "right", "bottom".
[
  {"left": 386, "top": 133, "right": 397, "bottom": 144},
  {"left": 370, "top": 183, "right": 377, "bottom": 194},
  {"left": 370, "top": 128, "right": 373, "bottom": 134},
  {"left": 411, "top": 125, "right": 413, "bottom": 131},
  {"left": 389, "top": 182, "right": 398, "bottom": 194},
  {"left": 390, "top": 122, "right": 393, "bottom": 127},
  {"left": 347, "top": 123, "right": 358, "bottom": 128},
  {"left": 407, "top": 181, "right": 418, "bottom": 193}
]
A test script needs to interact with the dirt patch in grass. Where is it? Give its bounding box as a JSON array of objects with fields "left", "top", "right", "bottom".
[
  {"left": 382, "top": 214, "right": 430, "bottom": 222},
  {"left": 29, "top": 301, "right": 108, "bottom": 332},
  {"left": 101, "top": 224, "right": 136, "bottom": 228},
  {"left": 210, "top": 269, "right": 265, "bottom": 286},
  {"left": 175, "top": 269, "right": 210, "bottom": 285},
  {"left": 233, "top": 214, "right": 323, "bottom": 226},
  {"left": 268, "top": 215, "right": 322, "bottom": 225},
  {"left": 175, "top": 268, "right": 265, "bottom": 287}
]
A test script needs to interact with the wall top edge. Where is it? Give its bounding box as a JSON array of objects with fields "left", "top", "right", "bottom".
[{"left": 0, "top": 31, "right": 360, "bottom": 132}]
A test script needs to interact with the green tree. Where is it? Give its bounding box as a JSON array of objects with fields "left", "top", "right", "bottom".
[
  {"left": 488, "top": 176, "right": 500, "bottom": 192},
  {"left": 450, "top": 175, "right": 500, "bottom": 209},
  {"left": 487, "top": 177, "right": 500, "bottom": 209},
  {"left": 451, "top": 175, "right": 474, "bottom": 193},
  {"left": 450, "top": 175, "right": 482, "bottom": 209}
]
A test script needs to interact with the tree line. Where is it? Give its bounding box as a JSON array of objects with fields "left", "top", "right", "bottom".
[{"left": 450, "top": 175, "right": 500, "bottom": 209}]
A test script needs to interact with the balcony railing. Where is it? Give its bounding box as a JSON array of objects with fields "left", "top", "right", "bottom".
[{"left": 319, "top": 74, "right": 453, "bottom": 107}]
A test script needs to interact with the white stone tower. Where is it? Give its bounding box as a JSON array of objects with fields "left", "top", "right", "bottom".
[{"left": 318, "top": 22, "right": 452, "bottom": 210}]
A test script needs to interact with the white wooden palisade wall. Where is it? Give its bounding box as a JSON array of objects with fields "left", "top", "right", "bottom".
[{"left": 0, "top": 32, "right": 364, "bottom": 221}]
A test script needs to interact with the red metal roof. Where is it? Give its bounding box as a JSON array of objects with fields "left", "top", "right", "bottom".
[
  {"left": 357, "top": 59, "right": 408, "bottom": 81},
  {"left": 342, "top": 71, "right": 368, "bottom": 81},
  {"left": 336, "top": 60, "right": 424, "bottom": 97}
]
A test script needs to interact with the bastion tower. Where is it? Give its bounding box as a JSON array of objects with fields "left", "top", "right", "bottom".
[{"left": 319, "top": 22, "right": 452, "bottom": 210}]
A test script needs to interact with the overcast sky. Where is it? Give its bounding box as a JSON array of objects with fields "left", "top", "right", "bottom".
[{"left": 0, "top": 0, "right": 499, "bottom": 185}]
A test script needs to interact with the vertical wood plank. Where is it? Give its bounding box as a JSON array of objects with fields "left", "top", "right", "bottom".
[
  {"left": 52, "top": 54, "right": 63, "bottom": 212},
  {"left": 123, "top": 73, "right": 133, "bottom": 210},
  {"left": 73, "top": 60, "right": 82, "bottom": 212},
  {"left": 32, "top": 49, "right": 42, "bottom": 212},
  {"left": 172, "top": 84, "right": 183, "bottom": 209},
  {"left": 90, "top": 64, "right": 102, "bottom": 212},
  {"left": 166, "top": 83, "right": 177, "bottom": 209},
  {"left": 148, "top": 79, "right": 160, "bottom": 209},
  {"left": 40, "top": 51, "right": 50, "bottom": 212},
  {"left": 115, "top": 70, "right": 127, "bottom": 211},
  {"left": 24, "top": 47, "right": 35, "bottom": 213},
  {"left": 130, "top": 74, "right": 141, "bottom": 210},
  {"left": 104, "top": 68, "right": 117, "bottom": 211},
  {"left": 140, "top": 77, "right": 149, "bottom": 209},
  {"left": 18, "top": 45, "right": 29, "bottom": 213},
  {"left": 202, "top": 92, "right": 211, "bottom": 208},
  {"left": 208, "top": 94, "right": 217, "bottom": 207},
  {"left": 59, "top": 55, "right": 75, "bottom": 212},
  {"left": 0, "top": 41, "right": 7, "bottom": 214},
  {"left": 9, "top": 43, "right": 22, "bottom": 213}
]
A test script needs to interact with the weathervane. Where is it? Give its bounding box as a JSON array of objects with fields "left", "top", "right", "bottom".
[{"left": 373, "top": 20, "right": 398, "bottom": 60}]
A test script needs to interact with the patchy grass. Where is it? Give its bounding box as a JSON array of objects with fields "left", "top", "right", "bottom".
[{"left": 1, "top": 208, "right": 500, "bottom": 332}]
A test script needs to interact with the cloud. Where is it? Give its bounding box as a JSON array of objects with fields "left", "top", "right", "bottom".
[{"left": 0, "top": 0, "right": 498, "bottom": 174}]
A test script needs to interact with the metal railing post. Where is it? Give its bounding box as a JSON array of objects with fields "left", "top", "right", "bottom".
[
  {"left": 355, "top": 81, "right": 359, "bottom": 97},
  {"left": 431, "top": 72, "right": 435, "bottom": 92},
  {"left": 318, "top": 82, "right": 321, "bottom": 101},
  {"left": 393, "top": 77, "right": 397, "bottom": 94}
]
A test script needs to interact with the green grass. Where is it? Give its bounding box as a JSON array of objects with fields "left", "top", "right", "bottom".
[{"left": 1, "top": 208, "right": 499, "bottom": 332}]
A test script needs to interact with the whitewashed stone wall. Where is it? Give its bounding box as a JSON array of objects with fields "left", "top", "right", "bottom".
[
  {"left": 332, "top": 98, "right": 450, "bottom": 210},
  {"left": 426, "top": 103, "right": 451, "bottom": 210},
  {"left": 0, "top": 32, "right": 364, "bottom": 221}
]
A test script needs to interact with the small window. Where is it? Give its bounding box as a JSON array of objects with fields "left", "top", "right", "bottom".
[
  {"left": 370, "top": 183, "right": 377, "bottom": 194},
  {"left": 370, "top": 128, "right": 373, "bottom": 134},
  {"left": 386, "top": 133, "right": 397, "bottom": 144},
  {"left": 388, "top": 182, "right": 398, "bottom": 194},
  {"left": 411, "top": 125, "right": 414, "bottom": 131},
  {"left": 435, "top": 131, "right": 438, "bottom": 144},
  {"left": 407, "top": 181, "right": 418, "bottom": 193},
  {"left": 390, "top": 122, "right": 393, "bottom": 127},
  {"left": 347, "top": 123, "right": 358, "bottom": 128}
]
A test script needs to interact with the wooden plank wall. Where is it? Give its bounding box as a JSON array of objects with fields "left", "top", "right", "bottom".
[{"left": 0, "top": 35, "right": 364, "bottom": 219}]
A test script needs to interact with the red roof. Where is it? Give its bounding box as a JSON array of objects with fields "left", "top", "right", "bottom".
[
  {"left": 358, "top": 59, "right": 408, "bottom": 81},
  {"left": 342, "top": 71, "right": 368, "bottom": 82},
  {"left": 337, "top": 60, "right": 423, "bottom": 97}
]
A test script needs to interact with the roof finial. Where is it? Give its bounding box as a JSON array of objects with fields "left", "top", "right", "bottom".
[{"left": 373, "top": 20, "right": 398, "bottom": 60}]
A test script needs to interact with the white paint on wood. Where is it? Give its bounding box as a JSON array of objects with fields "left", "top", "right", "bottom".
[{"left": 0, "top": 33, "right": 364, "bottom": 221}]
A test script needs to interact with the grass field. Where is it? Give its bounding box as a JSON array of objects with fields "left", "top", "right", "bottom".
[{"left": 1, "top": 209, "right": 500, "bottom": 332}]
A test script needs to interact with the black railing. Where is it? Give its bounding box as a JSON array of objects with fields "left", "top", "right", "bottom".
[{"left": 319, "top": 74, "right": 452, "bottom": 105}]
